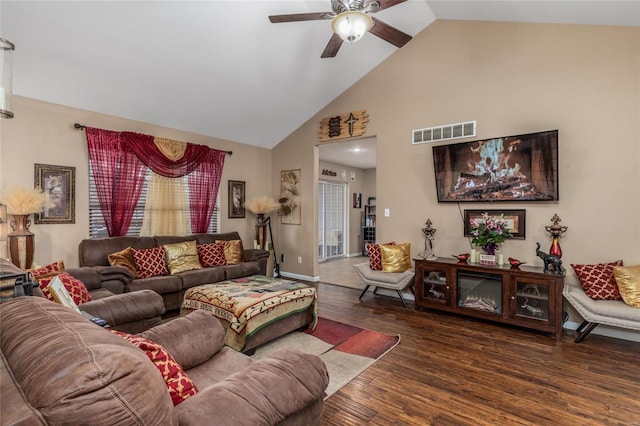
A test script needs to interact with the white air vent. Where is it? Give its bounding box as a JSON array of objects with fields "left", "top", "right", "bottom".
[{"left": 412, "top": 121, "right": 476, "bottom": 144}]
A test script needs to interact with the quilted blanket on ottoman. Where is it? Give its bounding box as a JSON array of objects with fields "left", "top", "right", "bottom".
[{"left": 181, "top": 276, "right": 316, "bottom": 350}]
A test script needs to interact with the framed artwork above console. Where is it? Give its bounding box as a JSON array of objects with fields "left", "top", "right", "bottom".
[{"left": 463, "top": 209, "right": 526, "bottom": 240}]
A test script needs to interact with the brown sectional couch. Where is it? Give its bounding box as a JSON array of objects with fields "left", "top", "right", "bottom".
[
  {"left": 0, "top": 296, "right": 329, "bottom": 425},
  {"left": 78, "top": 232, "right": 270, "bottom": 311},
  {"left": 1, "top": 258, "right": 165, "bottom": 334}
]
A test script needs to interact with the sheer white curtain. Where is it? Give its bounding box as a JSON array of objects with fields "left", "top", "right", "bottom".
[{"left": 140, "top": 172, "right": 190, "bottom": 236}]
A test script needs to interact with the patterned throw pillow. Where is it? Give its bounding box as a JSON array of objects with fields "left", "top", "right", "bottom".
[
  {"left": 110, "top": 330, "right": 199, "bottom": 406},
  {"left": 366, "top": 242, "right": 395, "bottom": 271},
  {"left": 28, "top": 260, "right": 66, "bottom": 280},
  {"left": 38, "top": 272, "right": 93, "bottom": 305},
  {"left": 197, "top": 242, "right": 227, "bottom": 267},
  {"left": 366, "top": 243, "right": 383, "bottom": 270},
  {"left": 571, "top": 260, "right": 624, "bottom": 300},
  {"left": 108, "top": 247, "right": 138, "bottom": 278},
  {"left": 216, "top": 239, "right": 243, "bottom": 265},
  {"left": 131, "top": 247, "right": 169, "bottom": 279}
]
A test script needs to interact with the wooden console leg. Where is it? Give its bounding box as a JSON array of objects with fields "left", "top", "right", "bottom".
[{"left": 358, "top": 285, "right": 370, "bottom": 300}]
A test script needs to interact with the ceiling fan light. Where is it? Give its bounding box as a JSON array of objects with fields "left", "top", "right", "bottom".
[{"left": 331, "top": 11, "right": 373, "bottom": 44}]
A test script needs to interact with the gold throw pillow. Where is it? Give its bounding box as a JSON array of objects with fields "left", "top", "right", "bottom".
[
  {"left": 108, "top": 247, "right": 138, "bottom": 278},
  {"left": 379, "top": 242, "right": 411, "bottom": 273},
  {"left": 216, "top": 239, "right": 244, "bottom": 265},
  {"left": 613, "top": 265, "right": 640, "bottom": 308},
  {"left": 163, "top": 240, "right": 202, "bottom": 275}
]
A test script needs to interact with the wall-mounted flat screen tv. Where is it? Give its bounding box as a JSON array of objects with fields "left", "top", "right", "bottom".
[{"left": 433, "top": 130, "right": 558, "bottom": 202}]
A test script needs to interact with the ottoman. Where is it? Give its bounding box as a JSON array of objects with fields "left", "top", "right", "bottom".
[{"left": 181, "top": 275, "right": 316, "bottom": 352}]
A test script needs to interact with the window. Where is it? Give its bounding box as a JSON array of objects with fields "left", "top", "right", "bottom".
[{"left": 89, "top": 163, "right": 219, "bottom": 238}]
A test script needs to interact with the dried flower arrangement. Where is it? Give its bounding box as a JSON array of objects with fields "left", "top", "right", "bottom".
[
  {"left": 244, "top": 196, "right": 280, "bottom": 215},
  {"left": 1, "top": 186, "right": 49, "bottom": 215}
]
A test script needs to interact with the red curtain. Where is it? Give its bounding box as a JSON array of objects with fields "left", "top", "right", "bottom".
[
  {"left": 86, "top": 128, "right": 149, "bottom": 236},
  {"left": 127, "top": 138, "right": 212, "bottom": 178},
  {"left": 188, "top": 149, "right": 226, "bottom": 233},
  {"left": 86, "top": 127, "right": 227, "bottom": 236}
]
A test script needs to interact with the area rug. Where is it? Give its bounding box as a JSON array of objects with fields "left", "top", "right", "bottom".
[{"left": 251, "top": 317, "right": 400, "bottom": 398}]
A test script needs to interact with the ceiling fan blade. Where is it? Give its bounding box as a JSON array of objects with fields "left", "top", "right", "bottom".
[
  {"left": 321, "top": 33, "right": 344, "bottom": 58},
  {"left": 375, "top": 0, "right": 407, "bottom": 12},
  {"left": 269, "top": 12, "right": 330, "bottom": 23},
  {"left": 370, "top": 17, "right": 412, "bottom": 48}
]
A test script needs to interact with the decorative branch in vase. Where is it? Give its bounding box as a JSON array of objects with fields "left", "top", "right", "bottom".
[
  {"left": 244, "top": 196, "right": 280, "bottom": 250},
  {"left": 1, "top": 185, "right": 49, "bottom": 269}
]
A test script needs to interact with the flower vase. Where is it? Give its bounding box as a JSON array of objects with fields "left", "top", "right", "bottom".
[
  {"left": 255, "top": 214, "right": 268, "bottom": 250},
  {"left": 8, "top": 214, "right": 35, "bottom": 269},
  {"left": 480, "top": 243, "right": 498, "bottom": 265}
]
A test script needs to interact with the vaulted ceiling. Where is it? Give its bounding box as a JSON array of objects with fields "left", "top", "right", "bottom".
[{"left": 2, "top": 1, "right": 638, "bottom": 152}]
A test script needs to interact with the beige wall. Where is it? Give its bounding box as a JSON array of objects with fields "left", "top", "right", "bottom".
[
  {"left": 0, "top": 96, "right": 272, "bottom": 267},
  {"left": 272, "top": 21, "right": 640, "bottom": 288},
  {"left": 318, "top": 159, "right": 375, "bottom": 257}
]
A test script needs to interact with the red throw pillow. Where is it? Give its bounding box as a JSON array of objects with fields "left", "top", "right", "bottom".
[
  {"left": 28, "top": 260, "right": 66, "bottom": 280},
  {"left": 110, "top": 330, "right": 199, "bottom": 405},
  {"left": 131, "top": 247, "right": 169, "bottom": 279},
  {"left": 38, "top": 272, "right": 93, "bottom": 305},
  {"left": 197, "top": 242, "right": 227, "bottom": 268},
  {"left": 571, "top": 260, "right": 624, "bottom": 300},
  {"left": 366, "top": 242, "right": 395, "bottom": 271}
]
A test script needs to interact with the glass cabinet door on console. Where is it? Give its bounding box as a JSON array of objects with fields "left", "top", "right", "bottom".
[
  {"left": 418, "top": 265, "right": 450, "bottom": 305},
  {"left": 510, "top": 276, "right": 553, "bottom": 323}
]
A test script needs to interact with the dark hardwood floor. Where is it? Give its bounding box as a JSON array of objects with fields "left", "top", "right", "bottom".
[{"left": 315, "top": 282, "right": 640, "bottom": 425}]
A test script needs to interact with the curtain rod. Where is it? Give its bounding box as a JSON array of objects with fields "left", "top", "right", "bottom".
[{"left": 73, "top": 123, "right": 232, "bottom": 155}]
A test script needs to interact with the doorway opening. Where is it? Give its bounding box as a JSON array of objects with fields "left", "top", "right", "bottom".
[{"left": 318, "top": 180, "right": 346, "bottom": 262}]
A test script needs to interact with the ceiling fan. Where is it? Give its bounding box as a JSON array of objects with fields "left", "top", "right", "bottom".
[{"left": 268, "top": 0, "right": 412, "bottom": 58}]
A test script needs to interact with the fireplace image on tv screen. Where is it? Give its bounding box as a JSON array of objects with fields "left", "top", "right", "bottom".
[{"left": 432, "top": 130, "right": 558, "bottom": 202}]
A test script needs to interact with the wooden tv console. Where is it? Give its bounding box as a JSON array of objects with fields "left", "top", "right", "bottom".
[{"left": 414, "top": 258, "right": 565, "bottom": 340}]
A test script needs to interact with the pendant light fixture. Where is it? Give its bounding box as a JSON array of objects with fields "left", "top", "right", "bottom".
[{"left": 0, "top": 37, "right": 15, "bottom": 119}]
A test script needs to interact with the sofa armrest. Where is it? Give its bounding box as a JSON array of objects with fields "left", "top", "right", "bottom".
[
  {"left": 139, "top": 310, "right": 225, "bottom": 370},
  {"left": 65, "top": 267, "right": 103, "bottom": 291},
  {"left": 80, "top": 289, "right": 165, "bottom": 328},
  {"left": 242, "top": 248, "right": 269, "bottom": 262},
  {"left": 175, "top": 349, "right": 329, "bottom": 426}
]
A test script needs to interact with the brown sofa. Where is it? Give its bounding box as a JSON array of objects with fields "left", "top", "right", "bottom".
[
  {"left": 78, "top": 232, "right": 270, "bottom": 310},
  {"left": 1, "top": 297, "right": 329, "bottom": 425},
  {"left": 1, "top": 258, "right": 165, "bottom": 334}
]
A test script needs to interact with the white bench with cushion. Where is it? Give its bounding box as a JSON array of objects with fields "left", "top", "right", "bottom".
[
  {"left": 353, "top": 262, "right": 414, "bottom": 308},
  {"left": 564, "top": 262, "right": 640, "bottom": 343}
]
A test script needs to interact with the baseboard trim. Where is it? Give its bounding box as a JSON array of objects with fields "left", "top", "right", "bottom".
[{"left": 279, "top": 271, "right": 318, "bottom": 282}]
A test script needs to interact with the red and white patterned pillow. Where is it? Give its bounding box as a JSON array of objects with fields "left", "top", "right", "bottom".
[
  {"left": 38, "top": 272, "right": 93, "bottom": 305},
  {"left": 110, "top": 330, "right": 199, "bottom": 405},
  {"left": 366, "top": 243, "right": 383, "bottom": 270},
  {"left": 366, "top": 242, "right": 395, "bottom": 271},
  {"left": 131, "top": 247, "right": 169, "bottom": 279},
  {"left": 28, "top": 260, "right": 66, "bottom": 280},
  {"left": 571, "top": 260, "right": 624, "bottom": 300},
  {"left": 197, "top": 242, "right": 227, "bottom": 268}
]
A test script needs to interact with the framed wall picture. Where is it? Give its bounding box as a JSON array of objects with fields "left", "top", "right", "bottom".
[
  {"left": 34, "top": 163, "right": 75, "bottom": 224},
  {"left": 464, "top": 209, "right": 526, "bottom": 240},
  {"left": 353, "top": 193, "right": 362, "bottom": 208},
  {"left": 228, "top": 180, "right": 245, "bottom": 218},
  {"left": 280, "top": 169, "right": 301, "bottom": 225}
]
